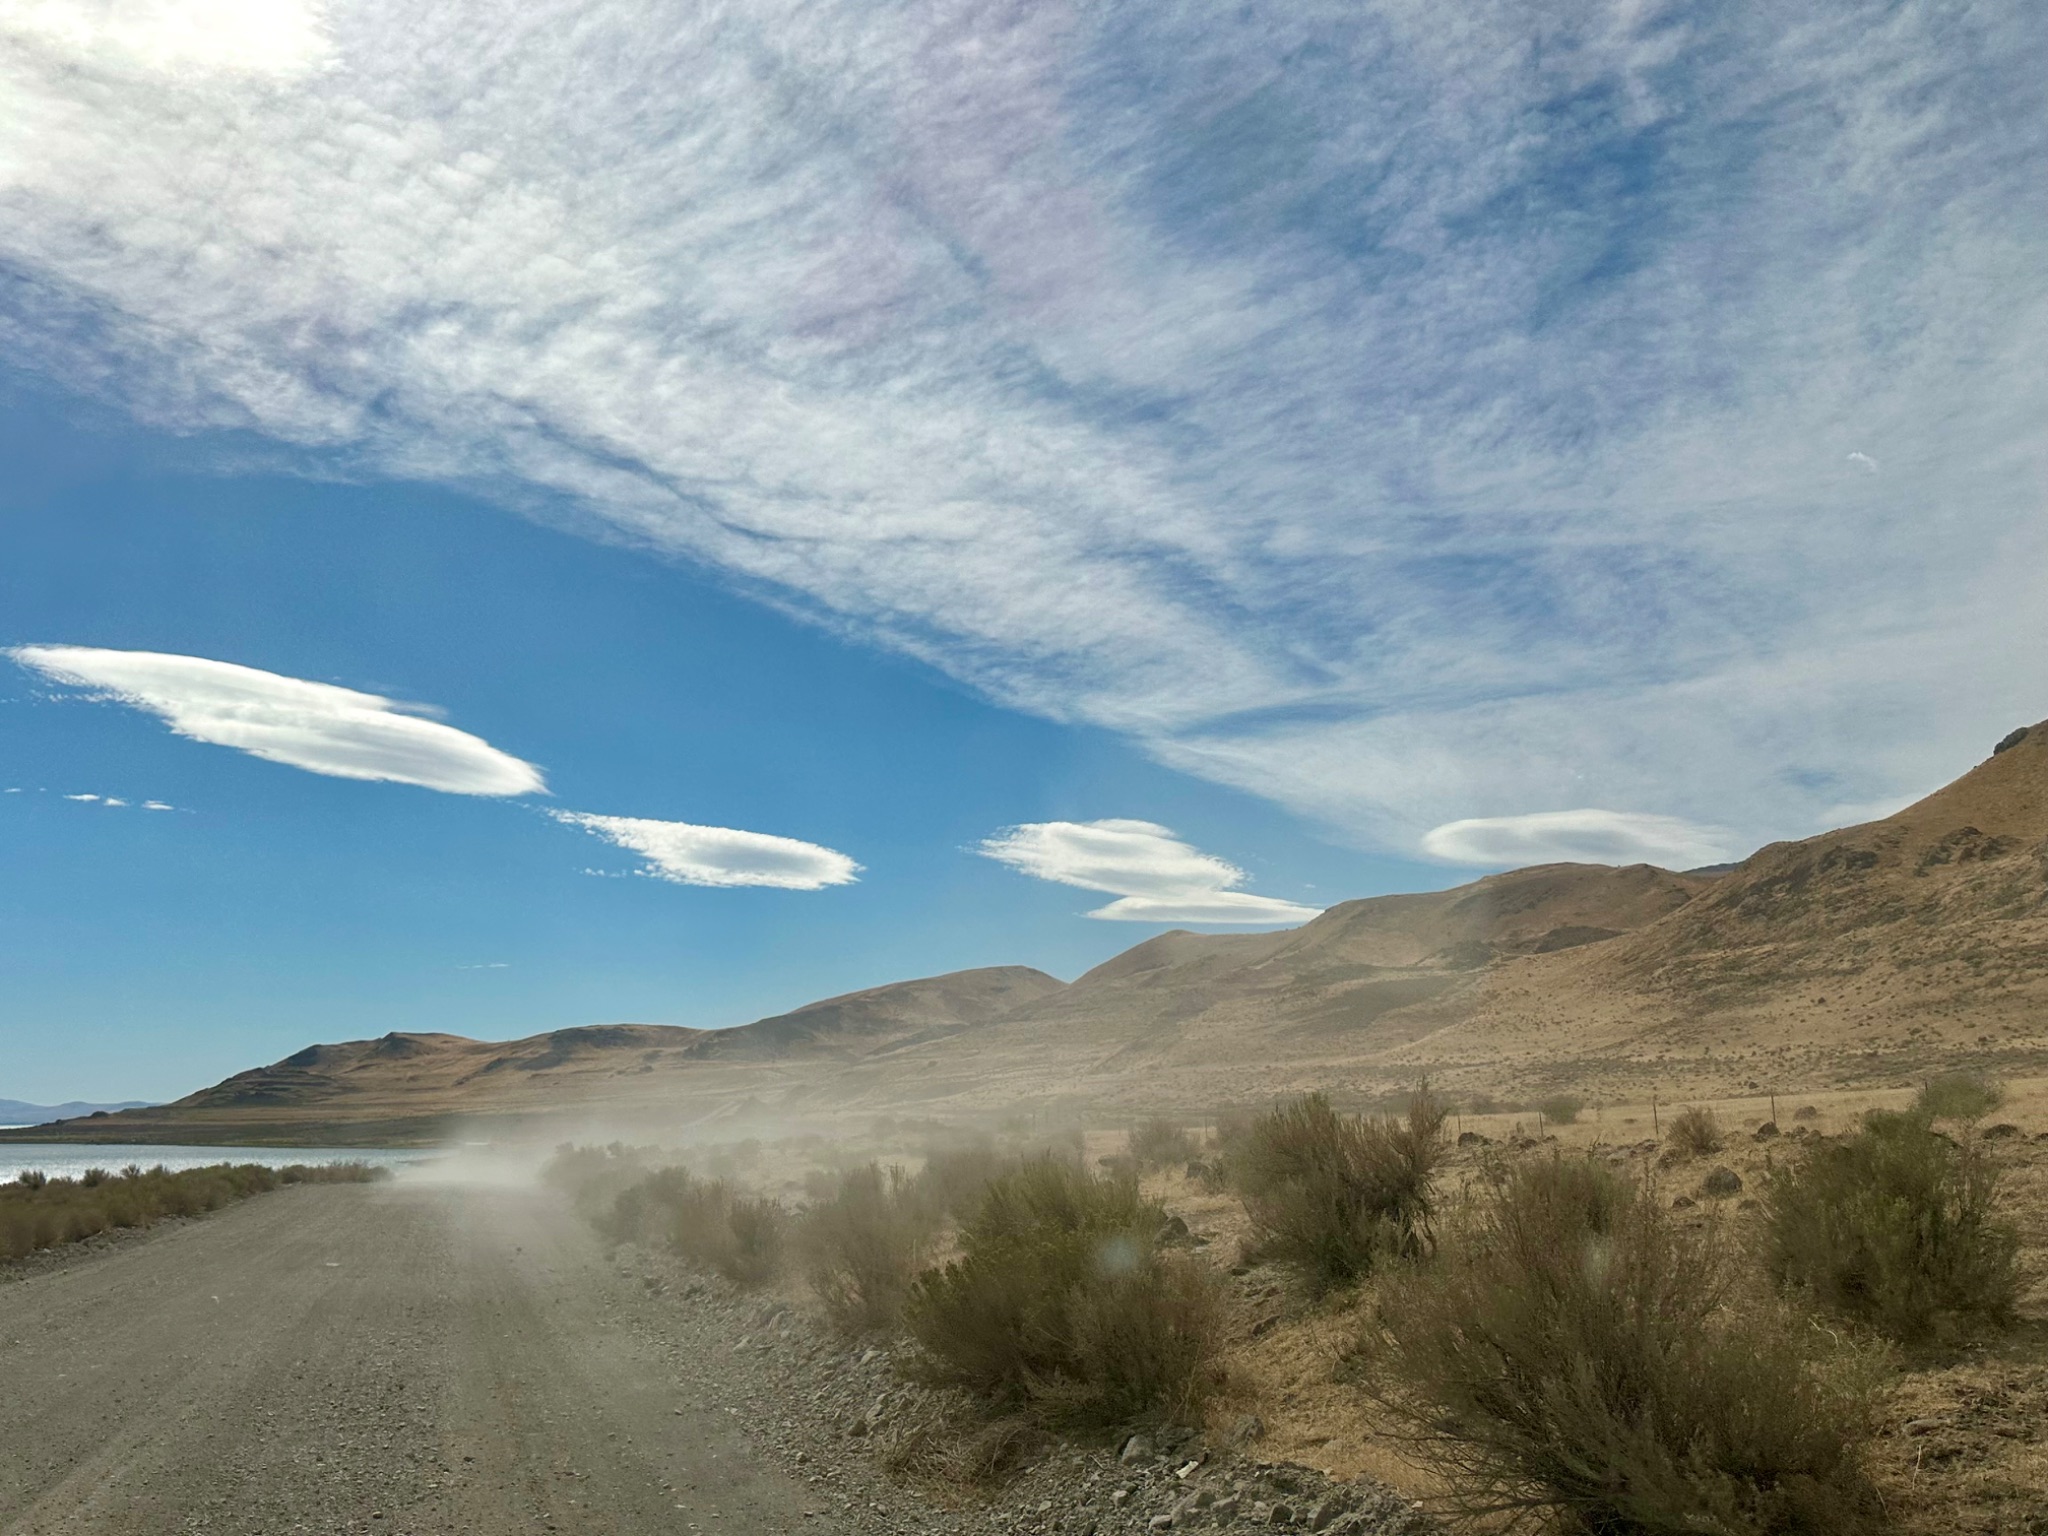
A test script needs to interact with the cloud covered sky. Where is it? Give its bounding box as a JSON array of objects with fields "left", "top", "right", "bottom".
[
  {"left": 0, "top": 0, "right": 2042, "bottom": 1094},
  {"left": 1, "top": 0, "right": 2042, "bottom": 865}
]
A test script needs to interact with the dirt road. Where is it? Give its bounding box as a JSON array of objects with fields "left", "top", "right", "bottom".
[{"left": 0, "top": 1182, "right": 831, "bottom": 1536}]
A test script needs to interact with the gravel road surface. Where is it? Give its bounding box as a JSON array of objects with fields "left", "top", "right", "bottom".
[{"left": 0, "top": 1183, "right": 826, "bottom": 1536}]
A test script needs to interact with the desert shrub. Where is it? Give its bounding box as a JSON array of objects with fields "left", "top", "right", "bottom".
[
  {"left": 1667, "top": 1105, "right": 1724, "bottom": 1157},
  {"left": 718, "top": 1192, "right": 787, "bottom": 1286},
  {"left": 0, "top": 1160, "right": 385, "bottom": 1261},
  {"left": 592, "top": 1164, "right": 786, "bottom": 1286},
  {"left": 1126, "top": 1117, "right": 1196, "bottom": 1172},
  {"left": 1913, "top": 1072, "right": 2005, "bottom": 1123},
  {"left": 800, "top": 1162, "right": 930, "bottom": 1334},
  {"left": 1766, "top": 1109, "right": 2020, "bottom": 1342},
  {"left": 667, "top": 1177, "right": 785, "bottom": 1286},
  {"left": 543, "top": 1142, "right": 661, "bottom": 1222},
  {"left": 1234, "top": 1090, "right": 1447, "bottom": 1290},
  {"left": 1793, "top": 1105, "right": 1820, "bottom": 1121},
  {"left": 905, "top": 1156, "right": 1218, "bottom": 1430},
  {"left": 1363, "top": 1156, "right": 1888, "bottom": 1535},
  {"left": 1535, "top": 1095, "right": 1583, "bottom": 1127}
]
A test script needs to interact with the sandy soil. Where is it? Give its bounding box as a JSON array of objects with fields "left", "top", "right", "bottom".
[
  {"left": 1164, "top": 1080, "right": 2048, "bottom": 1536},
  {"left": 0, "top": 1181, "right": 824, "bottom": 1536}
]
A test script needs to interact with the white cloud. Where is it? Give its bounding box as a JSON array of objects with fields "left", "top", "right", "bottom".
[
  {"left": 978, "top": 819, "right": 1320, "bottom": 925},
  {"left": 0, "top": 1, "right": 2041, "bottom": 857},
  {"left": 10, "top": 645, "right": 544, "bottom": 796},
  {"left": 63, "top": 792, "right": 101, "bottom": 802},
  {"left": 142, "top": 800, "right": 174, "bottom": 810},
  {"left": 1, "top": 0, "right": 333, "bottom": 78},
  {"left": 1420, "top": 810, "right": 1731, "bottom": 869},
  {"left": 548, "top": 810, "right": 860, "bottom": 891}
]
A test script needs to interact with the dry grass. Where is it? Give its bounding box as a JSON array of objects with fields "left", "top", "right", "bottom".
[{"left": 0, "top": 1161, "right": 386, "bottom": 1260}]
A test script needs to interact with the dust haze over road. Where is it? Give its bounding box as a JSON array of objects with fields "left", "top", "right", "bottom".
[{"left": 0, "top": 1181, "right": 826, "bottom": 1535}]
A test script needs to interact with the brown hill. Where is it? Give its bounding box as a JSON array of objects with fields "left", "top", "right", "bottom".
[
  {"left": 1395, "top": 721, "right": 2048, "bottom": 1099},
  {"left": 17, "top": 967, "right": 1062, "bottom": 1145},
  {"left": 17, "top": 722, "right": 2046, "bottom": 1142}
]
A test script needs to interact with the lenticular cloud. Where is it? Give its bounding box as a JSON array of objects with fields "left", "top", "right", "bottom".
[
  {"left": 548, "top": 810, "right": 859, "bottom": 891},
  {"left": 978, "top": 819, "right": 1319, "bottom": 925},
  {"left": 1419, "top": 809, "right": 1730, "bottom": 870},
  {"left": 10, "top": 645, "right": 545, "bottom": 796}
]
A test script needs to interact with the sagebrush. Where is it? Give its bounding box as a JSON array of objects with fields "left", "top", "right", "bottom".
[
  {"left": 1364, "top": 1156, "right": 1889, "bottom": 1535},
  {"left": 1234, "top": 1090, "right": 1447, "bottom": 1290},
  {"left": 799, "top": 1162, "right": 930, "bottom": 1334},
  {"left": 1666, "top": 1105, "right": 1724, "bottom": 1157},
  {"left": 1, "top": 1161, "right": 385, "bottom": 1260},
  {"left": 905, "top": 1156, "right": 1218, "bottom": 1430},
  {"left": 1766, "top": 1109, "right": 2019, "bottom": 1341},
  {"left": 593, "top": 1164, "right": 786, "bottom": 1287},
  {"left": 1913, "top": 1073, "right": 2005, "bottom": 1123},
  {"left": 1126, "top": 1117, "right": 1196, "bottom": 1172}
]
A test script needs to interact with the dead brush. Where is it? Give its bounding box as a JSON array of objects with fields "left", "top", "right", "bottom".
[
  {"left": 1233, "top": 1089, "right": 1448, "bottom": 1291},
  {"left": 1361, "top": 1155, "right": 1890, "bottom": 1535},
  {"left": 876, "top": 1389, "right": 1046, "bottom": 1491}
]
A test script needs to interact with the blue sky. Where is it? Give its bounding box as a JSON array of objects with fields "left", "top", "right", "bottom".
[{"left": 1, "top": 0, "right": 2043, "bottom": 1102}]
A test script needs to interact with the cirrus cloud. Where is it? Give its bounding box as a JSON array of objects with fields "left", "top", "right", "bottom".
[
  {"left": 9, "top": 645, "right": 545, "bottom": 796},
  {"left": 548, "top": 810, "right": 860, "bottom": 891},
  {"left": 1419, "top": 810, "right": 1731, "bottom": 869},
  {"left": 0, "top": 0, "right": 2042, "bottom": 861},
  {"left": 978, "top": 819, "right": 1320, "bottom": 925}
]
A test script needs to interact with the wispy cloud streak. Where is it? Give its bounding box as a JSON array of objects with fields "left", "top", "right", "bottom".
[{"left": 1, "top": 0, "right": 2042, "bottom": 852}]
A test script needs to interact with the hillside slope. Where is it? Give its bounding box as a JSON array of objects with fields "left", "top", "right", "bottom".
[
  {"left": 17, "top": 722, "right": 2046, "bottom": 1140},
  {"left": 1402, "top": 721, "right": 2048, "bottom": 1098},
  {"left": 15, "top": 967, "right": 1061, "bottom": 1144}
]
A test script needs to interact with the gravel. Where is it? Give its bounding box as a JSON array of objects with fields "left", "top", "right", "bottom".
[{"left": 604, "top": 1243, "right": 1437, "bottom": 1536}]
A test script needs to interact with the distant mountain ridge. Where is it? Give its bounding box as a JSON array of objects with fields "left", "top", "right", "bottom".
[
  {"left": 10, "top": 720, "right": 2044, "bottom": 1144},
  {"left": 0, "top": 1100, "right": 152, "bottom": 1127}
]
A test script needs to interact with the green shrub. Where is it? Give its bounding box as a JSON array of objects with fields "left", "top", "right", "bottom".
[
  {"left": 1913, "top": 1073, "right": 2005, "bottom": 1123},
  {"left": 905, "top": 1157, "right": 1218, "bottom": 1430},
  {"left": 1126, "top": 1117, "right": 1196, "bottom": 1172},
  {"left": 1234, "top": 1090, "right": 1447, "bottom": 1291},
  {"left": 1766, "top": 1110, "right": 2020, "bottom": 1342},
  {"left": 1667, "top": 1105, "right": 1724, "bottom": 1157},
  {"left": 800, "top": 1162, "right": 930, "bottom": 1334},
  {"left": 1535, "top": 1095, "right": 1583, "bottom": 1127},
  {"left": 1363, "top": 1157, "right": 1889, "bottom": 1535}
]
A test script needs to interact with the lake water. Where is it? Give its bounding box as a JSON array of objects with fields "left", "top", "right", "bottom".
[{"left": 0, "top": 1143, "right": 439, "bottom": 1184}]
